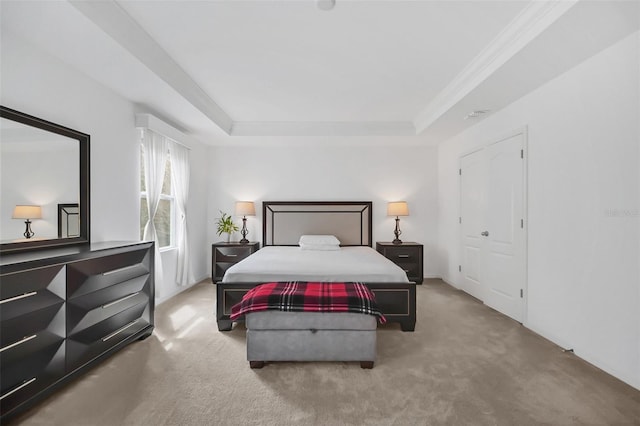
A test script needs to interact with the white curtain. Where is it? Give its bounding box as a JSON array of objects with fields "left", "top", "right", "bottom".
[
  {"left": 170, "top": 142, "right": 192, "bottom": 286},
  {"left": 142, "top": 129, "right": 168, "bottom": 287}
]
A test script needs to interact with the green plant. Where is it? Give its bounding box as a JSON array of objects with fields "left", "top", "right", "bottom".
[{"left": 215, "top": 211, "right": 239, "bottom": 236}]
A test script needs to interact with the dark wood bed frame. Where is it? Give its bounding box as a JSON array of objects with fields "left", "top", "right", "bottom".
[{"left": 214, "top": 201, "right": 416, "bottom": 331}]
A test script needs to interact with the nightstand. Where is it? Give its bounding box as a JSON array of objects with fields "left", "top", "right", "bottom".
[
  {"left": 211, "top": 242, "right": 259, "bottom": 282},
  {"left": 376, "top": 242, "right": 423, "bottom": 284}
]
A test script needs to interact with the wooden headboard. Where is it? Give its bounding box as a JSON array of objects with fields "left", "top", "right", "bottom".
[{"left": 262, "top": 201, "right": 373, "bottom": 247}]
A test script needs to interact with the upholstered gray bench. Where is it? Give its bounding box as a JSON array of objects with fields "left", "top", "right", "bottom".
[{"left": 246, "top": 311, "right": 377, "bottom": 369}]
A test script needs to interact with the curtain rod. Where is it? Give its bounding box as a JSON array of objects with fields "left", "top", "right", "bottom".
[{"left": 135, "top": 113, "right": 193, "bottom": 150}]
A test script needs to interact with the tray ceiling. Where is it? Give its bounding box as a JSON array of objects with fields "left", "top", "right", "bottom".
[{"left": 1, "top": 0, "right": 638, "bottom": 144}]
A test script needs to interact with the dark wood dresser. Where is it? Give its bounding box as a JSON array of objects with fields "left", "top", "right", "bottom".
[
  {"left": 211, "top": 241, "right": 259, "bottom": 282},
  {"left": 376, "top": 242, "right": 424, "bottom": 284},
  {"left": 0, "top": 241, "right": 154, "bottom": 421}
]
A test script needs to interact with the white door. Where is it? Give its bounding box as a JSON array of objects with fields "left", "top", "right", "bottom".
[
  {"left": 460, "top": 131, "right": 526, "bottom": 322},
  {"left": 460, "top": 149, "right": 486, "bottom": 301}
]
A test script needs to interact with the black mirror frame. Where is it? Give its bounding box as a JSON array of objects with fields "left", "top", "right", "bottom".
[{"left": 0, "top": 106, "right": 90, "bottom": 254}]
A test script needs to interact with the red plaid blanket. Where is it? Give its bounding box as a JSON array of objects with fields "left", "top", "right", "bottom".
[{"left": 230, "top": 282, "right": 386, "bottom": 323}]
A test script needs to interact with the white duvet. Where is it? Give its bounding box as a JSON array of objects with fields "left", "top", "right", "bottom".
[{"left": 222, "top": 246, "right": 410, "bottom": 283}]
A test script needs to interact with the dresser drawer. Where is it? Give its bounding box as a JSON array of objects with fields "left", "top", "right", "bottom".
[
  {"left": 0, "top": 265, "right": 66, "bottom": 321},
  {"left": 66, "top": 302, "right": 150, "bottom": 370},
  {"left": 66, "top": 248, "right": 151, "bottom": 299},
  {"left": 1, "top": 302, "right": 64, "bottom": 349},
  {"left": 0, "top": 332, "right": 65, "bottom": 414},
  {"left": 214, "top": 246, "right": 254, "bottom": 263},
  {"left": 67, "top": 275, "right": 151, "bottom": 336}
]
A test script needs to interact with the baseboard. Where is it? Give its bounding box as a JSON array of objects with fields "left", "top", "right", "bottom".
[
  {"left": 156, "top": 275, "right": 209, "bottom": 306},
  {"left": 526, "top": 322, "right": 640, "bottom": 391}
]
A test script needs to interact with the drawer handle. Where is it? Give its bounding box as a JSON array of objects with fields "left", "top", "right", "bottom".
[
  {"left": 103, "top": 264, "right": 139, "bottom": 276},
  {"left": 0, "top": 377, "right": 36, "bottom": 401},
  {"left": 102, "top": 319, "right": 139, "bottom": 342},
  {"left": 397, "top": 254, "right": 410, "bottom": 258},
  {"left": 403, "top": 269, "right": 410, "bottom": 273},
  {"left": 225, "top": 254, "right": 238, "bottom": 257},
  {"left": 101, "top": 292, "right": 140, "bottom": 309},
  {"left": 0, "top": 291, "right": 37, "bottom": 305},
  {"left": 0, "top": 334, "right": 37, "bottom": 353}
]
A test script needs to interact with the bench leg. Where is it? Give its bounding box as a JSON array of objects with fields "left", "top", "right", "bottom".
[
  {"left": 360, "top": 361, "right": 374, "bottom": 369},
  {"left": 250, "top": 361, "right": 265, "bottom": 369},
  {"left": 217, "top": 320, "right": 232, "bottom": 331}
]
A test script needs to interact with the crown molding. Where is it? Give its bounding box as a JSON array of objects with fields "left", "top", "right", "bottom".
[
  {"left": 70, "top": 0, "right": 233, "bottom": 135},
  {"left": 413, "top": 0, "right": 578, "bottom": 134},
  {"left": 231, "top": 121, "right": 416, "bottom": 137}
]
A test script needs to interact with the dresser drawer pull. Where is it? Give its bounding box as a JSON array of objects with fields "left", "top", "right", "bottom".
[
  {"left": 102, "top": 319, "right": 139, "bottom": 342},
  {"left": 0, "top": 377, "right": 36, "bottom": 401},
  {"left": 101, "top": 292, "right": 141, "bottom": 309},
  {"left": 397, "top": 254, "right": 410, "bottom": 258},
  {"left": 0, "top": 334, "right": 37, "bottom": 353},
  {"left": 0, "top": 291, "right": 37, "bottom": 305},
  {"left": 225, "top": 254, "right": 238, "bottom": 257},
  {"left": 103, "top": 264, "right": 139, "bottom": 276}
]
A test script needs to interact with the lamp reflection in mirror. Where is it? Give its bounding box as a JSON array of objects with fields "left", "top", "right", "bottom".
[
  {"left": 12, "top": 205, "right": 42, "bottom": 239},
  {"left": 387, "top": 201, "right": 409, "bottom": 244},
  {"left": 235, "top": 201, "right": 256, "bottom": 244}
]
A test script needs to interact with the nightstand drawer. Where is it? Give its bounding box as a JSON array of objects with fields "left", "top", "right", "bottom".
[
  {"left": 212, "top": 242, "right": 260, "bottom": 282},
  {"left": 376, "top": 242, "right": 424, "bottom": 284},
  {"left": 395, "top": 262, "right": 420, "bottom": 279},
  {"left": 214, "top": 246, "right": 254, "bottom": 263},
  {"left": 383, "top": 246, "right": 421, "bottom": 262}
]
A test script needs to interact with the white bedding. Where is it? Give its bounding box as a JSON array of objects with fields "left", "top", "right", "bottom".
[{"left": 222, "top": 246, "right": 410, "bottom": 283}]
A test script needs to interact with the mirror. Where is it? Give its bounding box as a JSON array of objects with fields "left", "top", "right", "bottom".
[{"left": 0, "top": 106, "right": 90, "bottom": 253}]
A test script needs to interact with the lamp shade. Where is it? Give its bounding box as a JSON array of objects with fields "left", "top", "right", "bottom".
[
  {"left": 12, "top": 205, "right": 42, "bottom": 219},
  {"left": 387, "top": 201, "right": 409, "bottom": 217},
  {"left": 235, "top": 201, "right": 256, "bottom": 217}
]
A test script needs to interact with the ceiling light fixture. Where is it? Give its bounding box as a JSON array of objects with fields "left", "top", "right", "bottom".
[
  {"left": 317, "top": 0, "right": 336, "bottom": 11},
  {"left": 464, "top": 110, "right": 491, "bottom": 120}
]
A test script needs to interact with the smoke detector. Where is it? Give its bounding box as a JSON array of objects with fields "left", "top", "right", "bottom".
[
  {"left": 464, "top": 110, "right": 491, "bottom": 120},
  {"left": 317, "top": 0, "right": 336, "bottom": 11}
]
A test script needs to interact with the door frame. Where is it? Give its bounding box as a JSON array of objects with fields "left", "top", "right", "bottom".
[{"left": 458, "top": 126, "right": 529, "bottom": 325}]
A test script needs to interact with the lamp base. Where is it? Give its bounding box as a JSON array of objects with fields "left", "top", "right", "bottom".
[
  {"left": 239, "top": 216, "right": 249, "bottom": 244},
  {"left": 23, "top": 219, "right": 34, "bottom": 239},
  {"left": 392, "top": 216, "right": 402, "bottom": 245}
]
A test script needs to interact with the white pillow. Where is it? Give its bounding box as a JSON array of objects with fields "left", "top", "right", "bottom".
[
  {"left": 298, "top": 235, "right": 341, "bottom": 246},
  {"left": 300, "top": 243, "right": 341, "bottom": 251}
]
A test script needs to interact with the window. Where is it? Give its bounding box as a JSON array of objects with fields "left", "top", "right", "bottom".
[{"left": 140, "top": 143, "right": 175, "bottom": 249}]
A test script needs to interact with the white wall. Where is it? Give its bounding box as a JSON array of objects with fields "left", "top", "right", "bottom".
[
  {"left": 1, "top": 33, "right": 209, "bottom": 301},
  {"left": 438, "top": 32, "right": 639, "bottom": 389},
  {"left": 207, "top": 144, "right": 438, "bottom": 278}
]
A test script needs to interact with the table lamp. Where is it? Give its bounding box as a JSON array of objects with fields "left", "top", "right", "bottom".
[
  {"left": 387, "top": 201, "right": 409, "bottom": 244},
  {"left": 13, "top": 205, "right": 42, "bottom": 239},
  {"left": 235, "top": 201, "right": 256, "bottom": 244}
]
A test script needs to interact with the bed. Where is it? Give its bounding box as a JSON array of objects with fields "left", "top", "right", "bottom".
[{"left": 214, "top": 201, "right": 417, "bottom": 332}]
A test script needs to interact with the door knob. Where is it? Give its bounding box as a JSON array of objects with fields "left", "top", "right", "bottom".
[{"left": 481, "top": 231, "right": 489, "bottom": 237}]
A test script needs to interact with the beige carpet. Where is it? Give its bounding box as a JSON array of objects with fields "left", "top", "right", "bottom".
[{"left": 11, "top": 279, "right": 640, "bottom": 425}]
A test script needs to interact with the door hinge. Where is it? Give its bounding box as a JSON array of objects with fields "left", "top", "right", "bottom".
[
  {"left": 520, "top": 149, "right": 524, "bottom": 159},
  {"left": 459, "top": 217, "right": 462, "bottom": 224},
  {"left": 520, "top": 289, "right": 523, "bottom": 298},
  {"left": 459, "top": 168, "right": 462, "bottom": 175},
  {"left": 458, "top": 265, "right": 462, "bottom": 272},
  {"left": 521, "top": 219, "right": 524, "bottom": 228}
]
